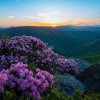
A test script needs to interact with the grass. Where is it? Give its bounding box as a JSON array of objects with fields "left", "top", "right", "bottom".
[{"left": 81, "top": 55, "right": 100, "bottom": 63}]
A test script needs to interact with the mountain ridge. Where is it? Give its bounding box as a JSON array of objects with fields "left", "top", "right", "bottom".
[{"left": 0, "top": 26, "right": 100, "bottom": 57}]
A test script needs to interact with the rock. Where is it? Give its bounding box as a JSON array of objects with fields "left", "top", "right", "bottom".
[
  {"left": 72, "top": 58, "right": 92, "bottom": 73},
  {"left": 55, "top": 74, "right": 85, "bottom": 95},
  {"left": 77, "top": 63, "right": 100, "bottom": 92}
]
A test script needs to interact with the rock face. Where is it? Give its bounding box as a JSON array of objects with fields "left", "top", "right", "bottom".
[
  {"left": 77, "top": 63, "right": 100, "bottom": 92},
  {"left": 55, "top": 74, "right": 85, "bottom": 95},
  {"left": 72, "top": 58, "right": 92, "bottom": 73}
]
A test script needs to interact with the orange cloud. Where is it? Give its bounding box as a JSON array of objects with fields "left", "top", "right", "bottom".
[
  {"left": 0, "top": 20, "right": 52, "bottom": 26},
  {"left": 68, "top": 19, "right": 100, "bottom": 26},
  {"left": 0, "top": 19, "right": 100, "bottom": 26}
]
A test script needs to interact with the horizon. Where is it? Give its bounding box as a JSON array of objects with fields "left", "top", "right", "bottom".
[
  {"left": 0, "top": 24, "right": 100, "bottom": 28},
  {"left": 0, "top": 0, "right": 100, "bottom": 26}
]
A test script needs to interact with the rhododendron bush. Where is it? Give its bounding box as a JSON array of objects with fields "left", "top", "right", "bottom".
[
  {"left": 0, "top": 36, "right": 78, "bottom": 99},
  {"left": 0, "top": 36, "right": 77, "bottom": 74},
  {"left": 0, "top": 63, "right": 55, "bottom": 100}
]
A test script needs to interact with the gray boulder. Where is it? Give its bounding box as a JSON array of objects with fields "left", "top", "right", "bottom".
[
  {"left": 77, "top": 63, "right": 100, "bottom": 92},
  {"left": 72, "top": 58, "right": 92, "bottom": 73},
  {"left": 55, "top": 74, "right": 85, "bottom": 95}
]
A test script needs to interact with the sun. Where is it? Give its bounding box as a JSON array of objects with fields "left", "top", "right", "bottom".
[{"left": 50, "top": 24, "right": 57, "bottom": 28}]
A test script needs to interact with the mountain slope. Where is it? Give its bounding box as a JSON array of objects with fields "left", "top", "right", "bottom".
[
  {"left": 0, "top": 26, "right": 82, "bottom": 57},
  {"left": 0, "top": 26, "right": 100, "bottom": 57},
  {"left": 73, "top": 39, "right": 100, "bottom": 56}
]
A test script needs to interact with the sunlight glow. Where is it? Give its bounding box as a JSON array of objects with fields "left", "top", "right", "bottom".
[
  {"left": 0, "top": 0, "right": 99, "bottom": 26},
  {"left": 51, "top": 24, "right": 57, "bottom": 28}
]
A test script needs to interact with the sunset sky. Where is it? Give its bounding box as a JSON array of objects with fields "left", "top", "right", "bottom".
[{"left": 0, "top": 0, "right": 100, "bottom": 26}]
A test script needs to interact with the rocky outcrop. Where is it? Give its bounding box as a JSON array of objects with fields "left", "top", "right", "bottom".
[
  {"left": 77, "top": 63, "right": 100, "bottom": 92},
  {"left": 55, "top": 74, "right": 85, "bottom": 95},
  {"left": 72, "top": 58, "right": 92, "bottom": 73}
]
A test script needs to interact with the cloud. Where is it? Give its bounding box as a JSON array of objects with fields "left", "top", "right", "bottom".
[
  {"left": 70, "top": 19, "right": 100, "bottom": 25},
  {"left": 37, "top": 12, "right": 64, "bottom": 23},
  {"left": 7, "top": 14, "right": 100, "bottom": 26},
  {"left": 23, "top": 16, "right": 46, "bottom": 21},
  {"left": 8, "top": 16, "right": 15, "bottom": 19},
  {"left": 37, "top": 12, "right": 60, "bottom": 18},
  {"left": 23, "top": 16, "right": 37, "bottom": 19},
  {"left": 23, "top": 12, "right": 65, "bottom": 23},
  {"left": 1, "top": 18, "right": 100, "bottom": 26}
]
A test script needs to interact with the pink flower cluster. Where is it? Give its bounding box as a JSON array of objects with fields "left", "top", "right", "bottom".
[
  {"left": 0, "top": 63, "right": 55, "bottom": 100},
  {"left": 0, "top": 73, "right": 8, "bottom": 93},
  {"left": 0, "top": 36, "right": 77, "bottom": 74}
]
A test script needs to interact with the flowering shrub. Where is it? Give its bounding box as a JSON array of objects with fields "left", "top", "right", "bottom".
[
  {"left": 0, "top": 36, "right": 77, "bottom": 74},
  {"left": 0, "top": 73, "right": 8, "bottom": 93},
  {"left": 1, "top": 63, "right": 55, "bottom": 100},
  {"left": 55, "top": 58, "right": 77, "bottom": 73}
]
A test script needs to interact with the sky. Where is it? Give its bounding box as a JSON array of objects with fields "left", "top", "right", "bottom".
[{"left": 0, "top": 0, "right": 100, "bottom": 26}]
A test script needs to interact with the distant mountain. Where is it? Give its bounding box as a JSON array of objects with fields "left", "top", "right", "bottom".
[
  {"left": 57, "top": 25, "right": 75, "bottom": 31},
  {"left": 73, "top": 39, "right": 100, "bottom": 56},
  {"left": 0, "top": 26, "right": 11, "bottom": 28},
  {"left": 57, "top": 25, "right": 100, "bottom": 31},
  {"left": 0, "top": 26, "right": 100, "bottom": 57}
]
